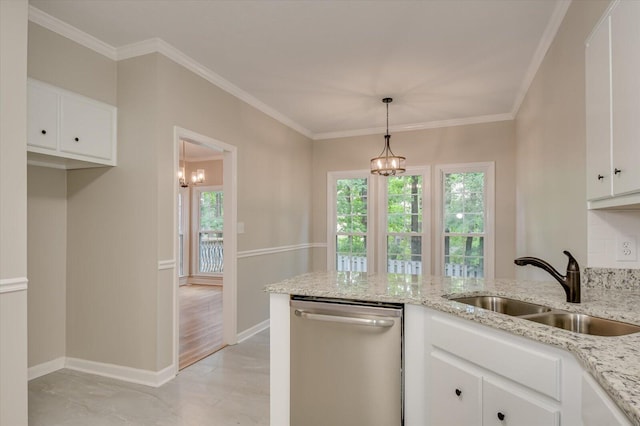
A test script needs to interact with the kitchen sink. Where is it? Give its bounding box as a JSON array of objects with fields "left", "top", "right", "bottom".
[
  {"left": 450, "top": 296, "right": 552, "bottom": 316},
  {"left": 521, "top": 312, "right": 640, "bottom": 336},
  {"left": 449, "top": 295, "right": 640, "bottom": 336}
]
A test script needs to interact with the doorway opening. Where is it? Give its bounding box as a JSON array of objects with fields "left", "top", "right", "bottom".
[{"left": 173, "top": 127, "right": 237, "bottom": 373}]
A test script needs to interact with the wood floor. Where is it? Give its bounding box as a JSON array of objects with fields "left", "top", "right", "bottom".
[{"left": 179, "top": 284, "right": 224, "bottom": 370}]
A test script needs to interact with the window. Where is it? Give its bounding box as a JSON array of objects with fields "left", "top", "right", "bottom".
[
  {"left": 328, "top": 168, "right": 429, "bottom": 275},
  {"left": 192, "top": 186, "right": 224, "bottom": 275},
  {"left": 436, "top": 163, "right": 494, "bottom": 279},
  {"left": 380, "top": 171, "right": 429, "bottom": 274},
  {"left": 329, "top": 173, "right": 370, "bottom": 272}
]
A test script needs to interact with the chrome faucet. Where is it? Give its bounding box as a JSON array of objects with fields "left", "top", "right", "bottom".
[{"left": 514, "top": 250, "right": 581, "bottom": 303}]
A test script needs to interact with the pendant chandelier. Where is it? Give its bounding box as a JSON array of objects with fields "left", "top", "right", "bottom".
[
  {"left": 178, "top": 141, "right": 205, "bottom": 187},
  {"left": 370, "top": 97, "right": 405, "bottom": 176}
]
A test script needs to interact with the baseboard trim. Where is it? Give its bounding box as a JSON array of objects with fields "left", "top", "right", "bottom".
[
  {"left": 237, "top": 319, "right": 270, "bottom": 343},
  {"left": 65, "top": 357, "right": 176, "bottom": 388},
  {"left": 28, "top": 357, "right": 66, "bottom": 380}
]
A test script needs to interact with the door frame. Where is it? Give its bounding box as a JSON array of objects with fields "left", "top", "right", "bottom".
[{"left": 172, "top": 126, "right": 238, "bottom": 374}]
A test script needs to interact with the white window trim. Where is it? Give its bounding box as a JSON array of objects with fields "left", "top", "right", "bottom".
[
  {"left": 434, "top": 162, "right": 495, "bottom": 279},
  {"left": 178, "top": 187, "right": 190, "bottom": 280},
  {"left": 191, "top": 184, "right": 223, "bottom": 277},
  {"left": 327, "top": 170, "right": 374, "bottom": 272},
  {"left": 376, "top": 166, "right": 431, "bottom": 275}
]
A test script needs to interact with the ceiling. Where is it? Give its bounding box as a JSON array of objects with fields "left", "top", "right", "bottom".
[{"left": 28, "top": 0, "right": 569, "bottom": 140}]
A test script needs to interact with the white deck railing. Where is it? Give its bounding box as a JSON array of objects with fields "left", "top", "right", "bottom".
[{"left": 336, "top": 255, "right": 483, "bottom": 277}]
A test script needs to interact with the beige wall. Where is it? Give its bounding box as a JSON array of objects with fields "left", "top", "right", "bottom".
[
  {"left": 27, "top": 166, "right": 67, "bottom": 367},
  {"left": 514, "top": 0, "right": 609, "bottom": 279},
  {"left": 27, "top": 22, "right": 314, "bottom": 371},
  {"left": 312, "top": 120, "right": 517, "bottom": 279},
  {"left": 0, "top": 1, "right": 29, "bottom": 424},
  {"left": 185, "top": 158, "right": 223, "bottom": 187},
  {"left": 154, "top": 54, "right": 313, "bottom": 335}
]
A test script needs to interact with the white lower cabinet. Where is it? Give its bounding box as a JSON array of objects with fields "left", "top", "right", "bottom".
[
  {"left": 429, "top": 351, "right": 559, "bottom": 426},
  {"left": 429, "top": 353, "right": 481, "bottom": 426},
  {"left": 482, "top": 378, "right": 559, "bottom": 426}
]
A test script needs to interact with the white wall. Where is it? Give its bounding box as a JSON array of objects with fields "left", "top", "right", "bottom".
[
  {"left": 515, "top": 0, "right": 610, "bottom": 280},
  {"left": 588, "top": 210, "right": 640, "bottom": 268},
  {"left": 0, "top": 0, "right": 29, "bottom": 424}
]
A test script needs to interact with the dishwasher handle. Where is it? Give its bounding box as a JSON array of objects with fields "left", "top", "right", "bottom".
[{"left": 294, "top": 309, "right": 395, "bottom": 328}]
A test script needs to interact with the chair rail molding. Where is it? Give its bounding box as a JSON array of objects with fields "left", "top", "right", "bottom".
[{"left": 0, "top": 277, "right": 28, "bottom": 294}]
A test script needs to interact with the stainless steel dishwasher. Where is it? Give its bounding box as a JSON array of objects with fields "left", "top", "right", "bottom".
[{"left": 290, "top": 296, "right": 403, "bottom": 426}]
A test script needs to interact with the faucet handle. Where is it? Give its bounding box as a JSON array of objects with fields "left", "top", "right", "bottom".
[{"left": 563, "top": 250, "right": 579, "bottom": 272}]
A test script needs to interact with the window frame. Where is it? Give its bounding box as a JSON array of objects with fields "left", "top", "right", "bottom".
[
  {"left": 327, "top": 170, "right": 374, "bottom": 272},
  {"left": 434, "top": 162, "right": 495, "bottom": 279},
  {"left": 376, "top": 166, "right": 431, "bottom": 275}
]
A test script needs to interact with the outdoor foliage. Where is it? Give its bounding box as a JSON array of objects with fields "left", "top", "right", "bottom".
[{"left": 200, "top": 190, "right": 224, "bottom": 231}]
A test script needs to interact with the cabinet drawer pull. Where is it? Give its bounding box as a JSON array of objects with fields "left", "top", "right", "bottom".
[
  {"left": 597, "top": 174, "right": 604, "bottom": 180},
  {"left": 41, "top": 130, "right": 47, "bottom": 135},
  {"left": 615, "top": 168, "right": 622, "bottom": 175},
  {"left": 74, "top": 137, "right": 79, "bottom": 142},
  {"left": 454, "top": 388, "right": 461, "bottom": 397},
  {"left": 497, "top": 412, "right": 505, "bottom": 421}
]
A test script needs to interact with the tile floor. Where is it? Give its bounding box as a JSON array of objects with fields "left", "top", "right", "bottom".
[{"left": 28, "top": 330, "right": 270, "bottom": 426}]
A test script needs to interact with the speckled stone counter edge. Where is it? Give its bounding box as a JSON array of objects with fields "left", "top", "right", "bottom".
[{"left": 584, "top": 267, "right": 640, "bottom": 290}]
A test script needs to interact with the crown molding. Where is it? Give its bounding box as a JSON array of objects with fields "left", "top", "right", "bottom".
[
  {"left": 313, "top": 112, "right": 514, "bottom": 140},
  {"left": 28, "top": 4, "right": 555, "bottom": 143},
  {"left": 510, "top": 0, "right": 572, "bottom": 116},
  {"left": 28, "top": 5, "right": 118, "bottom": 60}
]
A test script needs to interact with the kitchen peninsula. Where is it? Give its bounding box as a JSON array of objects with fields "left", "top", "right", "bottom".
[{"left": 267, "top": 271, "right": 640, "bottom": 425}]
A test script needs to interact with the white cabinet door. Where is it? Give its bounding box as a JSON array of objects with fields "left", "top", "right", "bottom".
[
  {"left": 60, "top": 95, "right": 114, "bottom": 161},
  {"left": 611, "top": 0, "right": 640, "bottom": 196},
  {"left": 585, "top": 15, "right": 612, "bottom": 201},
  {"left": 582, "top": 372, "right": 632, "bottom": 426},
  {"left": 27, "top": 82, "right": 58, "bottom": 150},
  {"left": 482, "top": 379, "right": 559, "bottom": 426},
  {"left": 429, "top": 353, "right": 481, "bottom": 426}
]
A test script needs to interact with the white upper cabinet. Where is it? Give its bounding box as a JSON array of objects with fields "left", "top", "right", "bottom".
[
  {"left": 27, "top": 79, "right": 117, "bottom": 169},
  {"left": 610, "top": 0, "right": 640, "bottom": 196},
  {"left": 585, "top": 15, "right": 611, "bottom": 201},
  {"left": 586, "top": 1, "right": 640, "bottom": 208}
]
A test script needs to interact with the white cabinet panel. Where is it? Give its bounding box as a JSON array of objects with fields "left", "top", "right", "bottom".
[
  {"left": 60, "top": 95, "right": 114, "bottom": 161},
  {"left": 27, "top": 82, "right": 58, "bottom": 150},
  {"left": 26, "top": 79, "right": 116, "bottom": 168},
  {"left": 582, "top": 372, "right": 632, "bottom": 426},
  {"left": 610, "top": 0, "right": 640, "bottom": 196},
  {"left": 483, "top": 379, "right": 559, "bottom": 426},
  {"left": 429, "top": 353, "right": 481, "bottom": 426},
  {"left": 585, "top": 15, "right": 612, "bottom": 201}
]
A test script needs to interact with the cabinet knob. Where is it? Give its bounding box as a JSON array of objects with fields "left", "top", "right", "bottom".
[
  {"left": 455, "top": 388, "right": 462, "bottom": 397},
  {"left": 497, "top": 412, "right": 505, "bottom": 421},
  {"left": 41, "top": 130, "right": 47, "bottom": 135},
  {"left": 615, "top": 168, "right": 622, "bottom": 175},
  {"left": 597, "top": 174, "right": 604, "bottom": 180},
  {"left": 74, "top": 137, "right": 79, "bottom": 142}
]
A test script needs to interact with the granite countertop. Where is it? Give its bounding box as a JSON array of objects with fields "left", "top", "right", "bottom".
[{"left": 265, "top": 271, "right": 640, "bottom": 424}]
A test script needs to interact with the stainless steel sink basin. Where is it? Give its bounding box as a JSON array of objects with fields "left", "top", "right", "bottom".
[
  {"left": 450, "top": 296, "right": 552, "bottom": 316},
  {"left": 522, "top": 312, "right": 640, "bottom": 336}
]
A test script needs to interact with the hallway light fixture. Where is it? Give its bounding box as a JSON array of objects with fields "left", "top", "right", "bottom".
[
  {"left": 178, "top": 140, "right": 205, "bottom": 187},
  {"left": 371, "top": 97, "right": 405, "bottom": 176}
]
